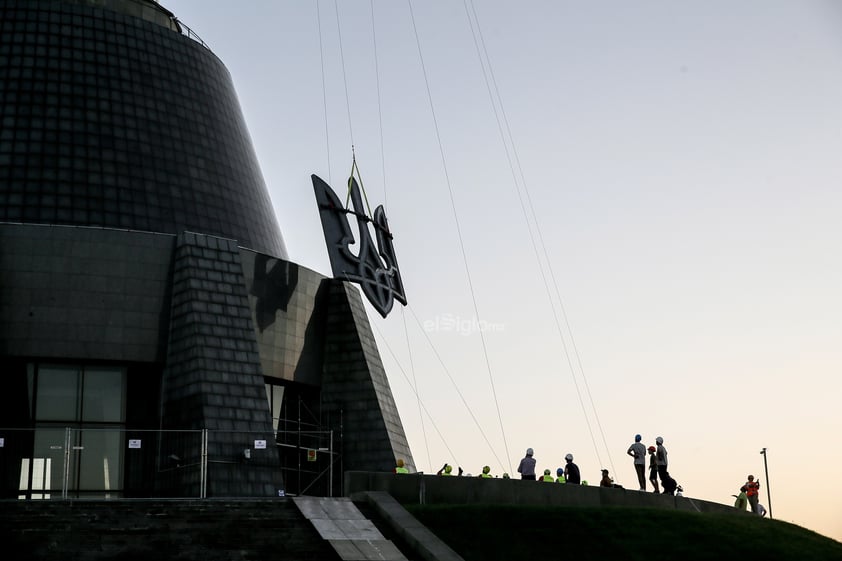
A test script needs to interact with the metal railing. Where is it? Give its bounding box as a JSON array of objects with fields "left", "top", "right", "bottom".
[
  {"left": 171, "top": 17, "right": 210, "bottom": 50},
  {"left": 0, "top": 427, "right": 337, "bottom": 500}
]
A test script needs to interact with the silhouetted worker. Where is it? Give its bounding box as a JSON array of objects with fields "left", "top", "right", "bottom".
[
  {"left": 647, "top": 446, "right": 660, "bottom": 493},
  {"left": 394, "top": 458, "right": 409, "bottom": 474},
  {"left": 600, "top": 469, "right": 613, "bottom": 487},
  {"left": 655, "top": 436, "right": 679, "bottom": 494},
  {"left": 540, "top": 468, "right": 554, "bottom": 482},
  {"left": 627, "top": 434, "right": 647, "bottom": 491},
  {"left": 479, "top": 465, "right": 493, "bottom": 478},
  {"left": 564, "top": 453, "right": 581, "bottom": 484},
  {"left": 745, "top": 475, "right": 761, "bottom": 514},
  {"left": 437, "top": 463, "right": 463, "bottom": 476},
  {"left": 518, "top": 448, "right": 537, "bottom": 480},
  {"left": 733, "top": 485, "right": 748, "bottom": 510}
]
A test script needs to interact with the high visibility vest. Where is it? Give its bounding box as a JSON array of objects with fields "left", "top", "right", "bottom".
[
  {"left": 541, "top": 474, "right": 554, "bottom": 482},
  {"left": 556, "top": 476, "right": 566, "bottom": 483},
  {"left": 746, "top": 481, "right": 760, "bottom": 497},
  {"left": 395, "top": 466, "right": 409, "bottom": 474},
  {"left": 480, "top": 473, "right": 492, "bottom": 478}
]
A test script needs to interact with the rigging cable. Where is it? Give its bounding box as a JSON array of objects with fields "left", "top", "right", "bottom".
[
  {"left": 458, "top": 0, "right": 604, "bottom": 471},
  {"left": 463, "top": 0, "right": 617, "bottom": 476},
  {"left": 369, "top": 0, "right": 433, "bottom": 473},
  {"left": 406, "top": 305, "right": 508, "bottom": 472},
  {"left": 315, "top": 0, "right": 331, "bottom": 183},
  {"left": 333, "top": 0, "right": 355, "bottom": 148},
  {"left": 370, "top": 315, "right": 461, "bottom": 469},
  {"left": 401, "top": 306, "right": 432, "bottom": 472},
  {"left": 406, "top": 0, "right": 512, "bottom": 475},
  {"left": 369, "top": 0, "right": 389, "bottom": 212}
]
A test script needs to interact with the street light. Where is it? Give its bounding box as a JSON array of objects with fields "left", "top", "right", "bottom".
[{"left": 760, "top": 448, "right": 772, "bottom": 519}]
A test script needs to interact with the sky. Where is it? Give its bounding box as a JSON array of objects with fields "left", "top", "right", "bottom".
[{"left": 163, "top": 0, "right": 842, "bottom": 542}]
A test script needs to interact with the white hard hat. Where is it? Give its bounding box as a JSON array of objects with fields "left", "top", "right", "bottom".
[
  {"left": 526, "top": 448, "right": 534, "bottom": 456},
  {"left": 656, "top": 436, "right": 663, "bottom": 444},
  {"left": 565, "top": 453, "right": 573, "bottom": 461}
]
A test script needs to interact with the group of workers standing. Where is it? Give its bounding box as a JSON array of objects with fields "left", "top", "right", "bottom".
[
  {"left": 516, "top": 447, "right": 582, "bottom": 484},
  {"left": 626, "top": 434, "right": 680, "bottom": 495},
  {"left": 396, "top": 435, "right": 765, "bottom": 514},
  {"left": 397, "top": 448, "right": 585, "bottom": 483}
]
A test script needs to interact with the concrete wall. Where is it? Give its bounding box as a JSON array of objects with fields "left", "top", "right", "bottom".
[{"left": 345, "top": 471, "right": 741, "bottom": 516}]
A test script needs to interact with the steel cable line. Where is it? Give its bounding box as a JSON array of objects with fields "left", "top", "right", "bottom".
[
  {"left": 405, "top": 305, "right": 508, "bottom": 473},
  {"left": 367, "top": 0, "right": 432, "bottom": 472},
  {"left": 406, "top": 0, "right": 512, "bottom": 475},
  {"left": 463, "top": 0, "right": 617, "bottom": 476},
  {"left": 458, "top": 0, "right": 603, "bottom": 472},
  {"left": 333, "top": 0, "right": 355, "bottom": 148},
  {"left": 316, "top": 0, "right": 506, "bottom": 474},
  {"left": 315, "top": 0, "right": 331, "bottom": 183},
  {"left": 400, "top": 307, "right": 432, "bottom": 472},
  {"left": 369, "top": 0, "right": 389, "bottom": 212},
  {"left": 369, "top": 312, "right": 461, "bottom": 469},
  {"left": 355, "top": 284, "right": 508, "bottom": 472}
]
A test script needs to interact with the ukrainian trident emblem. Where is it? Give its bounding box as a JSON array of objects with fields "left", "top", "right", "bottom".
[{"left": 312, "top": 169, "right": 407, "bottom": 318}]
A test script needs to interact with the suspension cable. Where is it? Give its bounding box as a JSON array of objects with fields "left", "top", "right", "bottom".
[
  {"left": 316, "top": 0, "right": 331, "bottom": 184},
  {"left": 462, "top": 0, "right": 617, "bottom": 476},
  {"left": 406, "top": 305, "right": 508, "bottom": 473},
  {"left": 406, "top": 0, "right": 512, "bottom": 474},
  {"left": 333, "top": 0, "right": 355, "bottom": 148},
  {"left": 370, "top": 314, "right": 461, "bottom": 469},
  {"left": 369, "top": 0, "right": 389, "bottom": 211},
  {"left": 400, "top": 309, "right": 432, "bottom": 471}
]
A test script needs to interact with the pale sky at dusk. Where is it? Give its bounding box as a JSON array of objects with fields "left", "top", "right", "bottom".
[{"left": 164, "top": 0, "right": 842, "bottom": 542}]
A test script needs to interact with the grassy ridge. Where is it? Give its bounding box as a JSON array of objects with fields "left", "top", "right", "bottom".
[{"left": 406, "top": 504, "right": 842, "bottom": 561}]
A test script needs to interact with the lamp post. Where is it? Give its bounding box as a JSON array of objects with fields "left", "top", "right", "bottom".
[{"left": 760, "top": 448, "right": 772, "bottom": 519}]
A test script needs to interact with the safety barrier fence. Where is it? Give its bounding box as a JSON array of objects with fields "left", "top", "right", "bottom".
[{"left": 0, "top": 427, "right": 336, "bottom": 500}]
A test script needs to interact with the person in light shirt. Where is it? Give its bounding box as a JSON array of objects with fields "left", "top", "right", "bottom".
[{"left": 517, "top": 448, "right": 536, "bottom": 481}]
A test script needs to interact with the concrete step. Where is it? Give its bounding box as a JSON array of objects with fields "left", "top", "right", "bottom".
[{"left": 0, "top": 499, "right": 342, "bottom": 561}]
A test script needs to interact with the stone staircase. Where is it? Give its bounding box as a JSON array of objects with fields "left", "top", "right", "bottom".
[{"left": 0, "top": 499, "right": 343, "bottom": 561}]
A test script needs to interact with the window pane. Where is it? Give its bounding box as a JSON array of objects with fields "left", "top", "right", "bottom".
[
  {"left": 77, "top": 429, "right": 123, "bottom": 493},
  {"left": 272, "top": 385, "right": 284, "bottom": 428},
  {"left": 31, "top": 428, "right": 68, "bottom": 497},
  {"left": 82, "top": 367, "right": 126, "bottom": 422},
  {"left": 35, "top": 365, "right": 80, "bottom": 421},
  {"left": 27, "top": 364, "right": 35, "bottom": 420}
]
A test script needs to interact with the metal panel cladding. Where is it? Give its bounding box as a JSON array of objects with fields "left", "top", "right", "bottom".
[{"left": 0, "top": 0, "right": 288, "bottom": 258}]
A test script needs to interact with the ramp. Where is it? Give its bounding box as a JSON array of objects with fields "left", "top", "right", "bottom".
[{"left": 293, "top": 496, "right": 408, "bottom": 561}]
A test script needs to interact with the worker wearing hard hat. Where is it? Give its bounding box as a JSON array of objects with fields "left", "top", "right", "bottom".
[
  {"left": 745, "top": 475, "right": 761, "bottom": 514},
  {"left": 556, "top": 468, "right": 566, "bottom": 483},
  {"left": 479, "top": 465, "right": 493, "bottom": 478},
  {"left": 517, "top": 448, "right": 537, "bottom": 480},
  {"left": 437, "top": 463, "right": 463, "bottom": 476},
  {"left": 394, "top": 458, "right": 409, "bottom": 474},
  {"left": 540, "top": 468, "right": 554, "bottom": 482},
  {"left": 564, "top": 453, "right": 581, "bottom": 484},
  {"left": 627, "top": 434, "right": 647, "bottom": 491}
]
